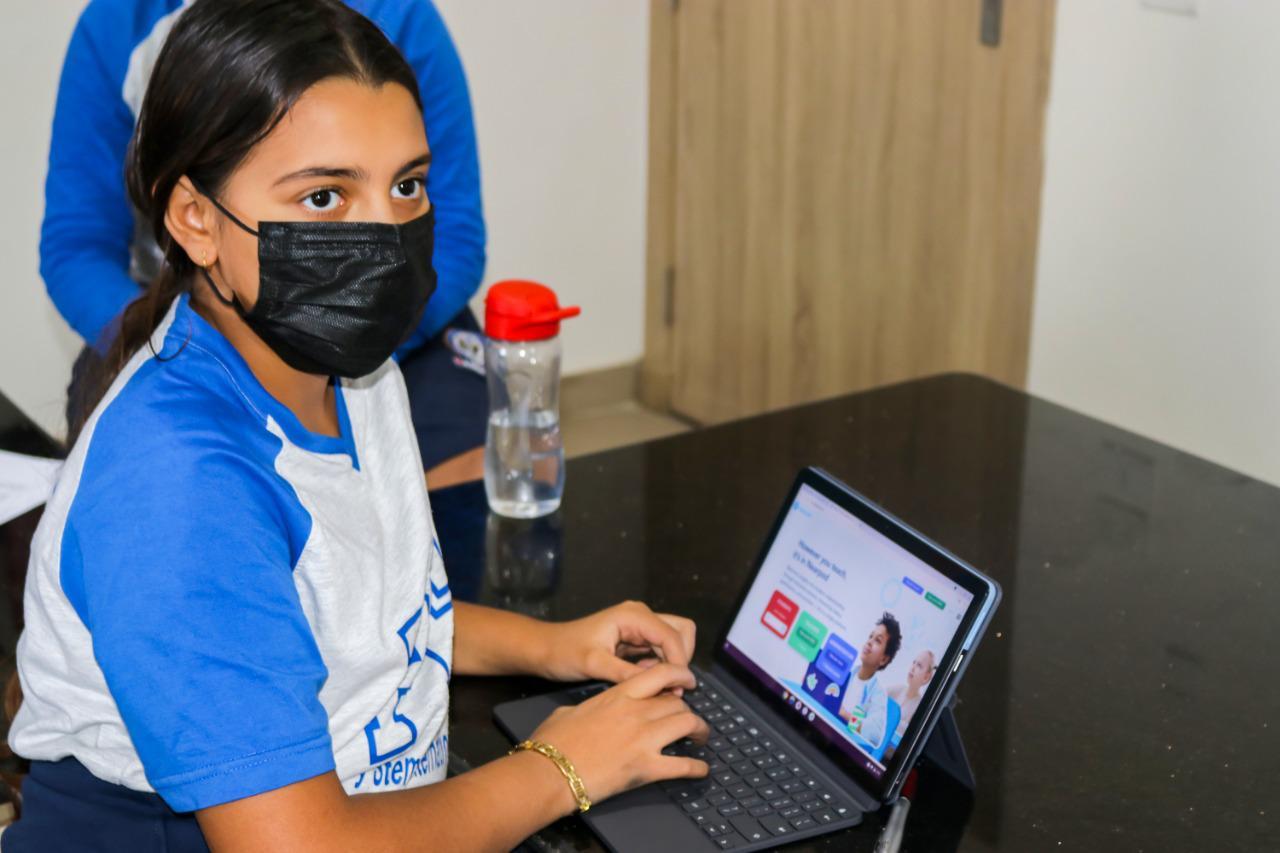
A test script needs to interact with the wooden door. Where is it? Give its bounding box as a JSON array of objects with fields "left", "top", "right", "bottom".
[{"left": 644, "top": 0, "right": 1056, "bottom": 424}]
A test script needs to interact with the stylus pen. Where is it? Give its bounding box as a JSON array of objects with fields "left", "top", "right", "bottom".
[{"left": 873, "top": 795, "right": 911, "bottom": 853}]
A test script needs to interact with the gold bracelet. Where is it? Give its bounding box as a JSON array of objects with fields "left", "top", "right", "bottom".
[{"left": 509, "top": 739, "right": 592, "bottom": 813}]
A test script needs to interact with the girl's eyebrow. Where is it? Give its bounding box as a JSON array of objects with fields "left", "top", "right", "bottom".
[
  {"left": 271, "top": 153, "right": 431, "bottom": 187},
  {"left": 273, "top": 165, "right": 367, "bottom": 186},
  {"left": 394, "top": 152, "right": 432, "bottom": 176}
]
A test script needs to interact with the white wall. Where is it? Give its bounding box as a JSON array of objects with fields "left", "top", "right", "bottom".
[
  {"left": 0, "top": 2, "right": 649, "bottom": 439},
  {"left": 433, "top": 0, "right": 649, "bottom": 377},
  {"left": 0, "top": 4, "right": 85, "bottom": 439},
  {"left": 1030, "top": 0, "right": 1280, "bottom": 486}
]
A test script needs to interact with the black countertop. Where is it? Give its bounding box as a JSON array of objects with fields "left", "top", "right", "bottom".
[{"left": 434, "top": 373, "right": 1279, "bottom": 852}]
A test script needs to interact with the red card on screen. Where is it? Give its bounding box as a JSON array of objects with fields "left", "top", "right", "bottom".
[{"left": 761, "top": 590, "right": 798, "bottom": 638}]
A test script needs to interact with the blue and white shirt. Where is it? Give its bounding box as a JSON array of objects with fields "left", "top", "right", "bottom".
[
  {"left": 841, "top": 670, "right": 888, "bottom": 751},
  {"left": 10, "top": 294, "right": 454, "bottom": 812}
]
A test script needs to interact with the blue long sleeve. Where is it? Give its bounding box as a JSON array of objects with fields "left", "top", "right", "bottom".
[
  {"left": 40, "top": 1, "right": 145, "bottom": 349},
  {"left": 42, "top": 0, "right": 486, "bottom": 356}
]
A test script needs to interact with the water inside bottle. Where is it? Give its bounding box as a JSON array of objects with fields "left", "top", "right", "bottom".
[{"left": 484, "top": 407, "right": 564, "bottom": 518}]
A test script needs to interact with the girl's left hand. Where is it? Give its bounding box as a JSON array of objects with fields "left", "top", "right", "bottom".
[{"left": 535, "top": 601, "right": 697, "bottom": 685}]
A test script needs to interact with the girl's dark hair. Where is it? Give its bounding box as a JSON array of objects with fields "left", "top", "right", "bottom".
[{"left": 66, "top": 0, "right": 422, "bottom": 446}]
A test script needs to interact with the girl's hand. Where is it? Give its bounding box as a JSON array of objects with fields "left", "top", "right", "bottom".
[
  {"left": 535, "top": 601, "right": 697, "bottom": 685},
  {"left": 529, "top": 663, "right": 710, "bottom": 806}
]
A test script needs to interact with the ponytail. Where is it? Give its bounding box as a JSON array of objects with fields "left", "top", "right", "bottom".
[{"left": 66, "top": 268, "right": 188, "bottom": 449}]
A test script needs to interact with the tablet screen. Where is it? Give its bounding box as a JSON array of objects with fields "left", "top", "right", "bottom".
[{"left": 722, "top": 483, "right": 975, "bottom": 781}]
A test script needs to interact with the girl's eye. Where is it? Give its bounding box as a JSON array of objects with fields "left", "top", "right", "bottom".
[
  {"left": 392, "top": 177, "right": 424, "bottom": 200},
  {"left": 301, "top": 189, "right": 341, "bottom": 212}
]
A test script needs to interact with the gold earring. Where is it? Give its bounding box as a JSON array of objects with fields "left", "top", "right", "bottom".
[{"left": 200, "top": 251, "right": 209, "bottom": 268}]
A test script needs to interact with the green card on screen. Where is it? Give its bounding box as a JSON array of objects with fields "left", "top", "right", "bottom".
[{"left": 788, "top": 611, "right": 828, "bottom": 661}]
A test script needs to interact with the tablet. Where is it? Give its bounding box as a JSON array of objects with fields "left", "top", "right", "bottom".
[{"left": 716, "top": 467, "right": 1001, "bottom": 803}]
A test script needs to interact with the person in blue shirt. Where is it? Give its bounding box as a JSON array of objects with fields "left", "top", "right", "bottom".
[
  {"left": 7, "top": 2, "right": 711, "bottom": 850},
  {"left": 838, "top": 613, "right": 902, "bottom": 753},
  {"left": 43, "top": 0, "right": 488, "bottom": 489}
]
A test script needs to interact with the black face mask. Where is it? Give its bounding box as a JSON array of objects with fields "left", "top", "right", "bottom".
[{"left": 195, "top": 188, "right": 437, "bottom": 378}]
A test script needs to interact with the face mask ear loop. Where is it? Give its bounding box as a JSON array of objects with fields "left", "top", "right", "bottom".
[
  {"left": 187, "top": 178, "right": 256, "bottom": 314},
  {"left": 197, "top": 264, "right": 239, "bottom": 310},
  {"left": 187, "top": 178, "right": 261, "bottom": 238}
]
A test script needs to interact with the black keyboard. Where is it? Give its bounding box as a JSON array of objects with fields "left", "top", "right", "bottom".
[{"left": 659, "top": 680, "right": 858, "bottom": 849}]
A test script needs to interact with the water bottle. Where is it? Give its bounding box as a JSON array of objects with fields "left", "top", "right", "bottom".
[{"left": 482, "top": 280, "right": 580, "bottom": 518}]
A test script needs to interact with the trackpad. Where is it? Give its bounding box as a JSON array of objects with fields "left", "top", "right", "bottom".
[{"left": 493, "top": 682, "right": 606, "bottom": 742}]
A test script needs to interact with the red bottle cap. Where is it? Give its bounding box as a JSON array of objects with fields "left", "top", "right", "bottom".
[{"left": 484, "top": 280, "right": 581, "bottom": 342}]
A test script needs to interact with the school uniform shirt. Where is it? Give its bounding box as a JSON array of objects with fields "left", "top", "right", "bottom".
[{"left": 9, "top": 293, "right": 454, "bottom": 813}]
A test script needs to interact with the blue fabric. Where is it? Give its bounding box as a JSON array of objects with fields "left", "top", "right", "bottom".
[
  {"left": 2, "top": 758, "right": 208, "bottom": 852},
  {"left": 57, "top": 295, "right": 337, "bottom": 812},
  {"left": 399, "top": 307, "right": 488, "bottom": 469},
  {"left": 40, "top": 0, "right": 485, "bottom": 353}
]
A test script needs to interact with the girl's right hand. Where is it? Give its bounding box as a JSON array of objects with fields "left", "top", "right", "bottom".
[{"left": 528, "top": 662, "right": 711, "bottom": 806}]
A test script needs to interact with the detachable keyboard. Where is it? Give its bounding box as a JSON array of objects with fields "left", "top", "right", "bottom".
[{"left": 574, "top": 678, "right": 860, "bottom": 850}]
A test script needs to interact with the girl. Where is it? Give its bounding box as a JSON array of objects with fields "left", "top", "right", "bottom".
[{"left": 6, "top": 1, "right": 707, "bottom": 850}]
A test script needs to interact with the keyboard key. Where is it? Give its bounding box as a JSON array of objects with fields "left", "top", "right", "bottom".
[
  {"left": 727, "top": 784, "right": 752, "bottom": 799},
  {"left": 727, "top": 732, "right": 751, "bottom": 745},
  {"left": 713, "top": 771, "right": 738, "bottom": 787},
  {"left": 765, "top": 767, "right": 792, "bottom": 782},
  {"left": 812, "top": 808, "right": 836, "bottom": 824},
  {"left": 731, "top": 761, "right": 754, "bottom": 776},
  {"left": 704, "top": 823, "right": 726, "bottom": 838},
  {"left": 790, "top": 816, "right": 816, "bottom": 830},
  {"left": 748, "top": 804, "right": 773, "bottom": 817},
  {"left": 715, "top": 834, "right": 746, "bottom": 850},
  {"left": 803, "top": 800, "right": 824, "bottom": 813},
  {"left": 768, "top": 797, "right": 793, "bottom": 810},
  {"left": 756, "top": 785, "right": 780, "bottom": 800},
  {"left": 739, "top": 743, "right": 764, "bottom": 757},
  {"left": 772, "top": 751, "right": 791, "bottom": 763},
  {"left": 794, "top": 791, "right": 816, "bottom": 803},
  {"left": 759, "top": 737, "right": 775, "bottom": 749},
  {"left": 759, "top": 814, "right": 794, "bottom": 836},
  {"left": 717, "top": 720, "right": 741, "bottom": 734},
  {"left": 718, "top": 749, "right": 744, "bottom": 764},
  {"left": 709, "top": 737, "right": 730, "bottom": 752},
  {"left": 738, "top": 795, "right": 763, "bottom": 808},
  {"left": 780, "top": 780, "right": 805, "bottom": 794},
  {"left": 803, "top": 777, "right": 821, "bottom": 790},
  {"left": 779, "top": 806, "right": 803, "bottom": 819},
  {"left": 745, "top": 773, "right": 768, "bottom": 788},
  {"left": 692, "top": 812, "right": 712, "bottom": 825},
  {"left": 708, "top": 791, "right": 732, "bottom": 807},
  {"left": 753, "top": 756, "right": 778, "bottom": 769},
  {"left": 718, "top": 804, "right": 743, "bottom": 817},
  {"left": 728, "top": 816, "right": 769, "bottom": 843},
  {"left": 704, "top": 710, "right": 725, "bottom": 722}
]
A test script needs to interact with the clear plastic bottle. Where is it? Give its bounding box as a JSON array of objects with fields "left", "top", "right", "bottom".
[{"left": 482, "top": 281, "right": 580, "bottom": 518}]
